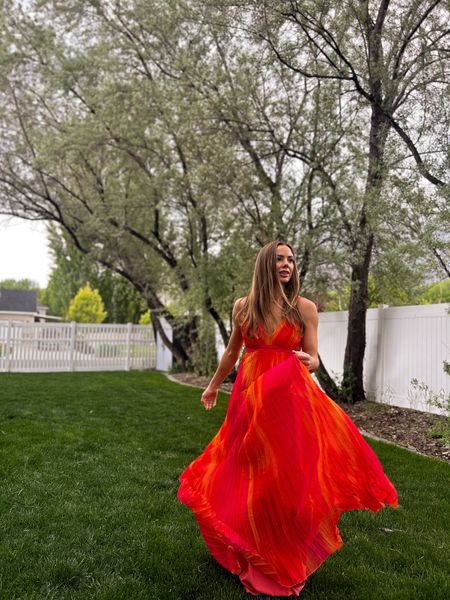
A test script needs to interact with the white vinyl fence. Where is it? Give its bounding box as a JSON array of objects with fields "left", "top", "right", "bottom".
[
  {"left": 317, "top": 303, "right": 450, "bottom": 415},
  {"left": 0, "top": 322, "right": 164, "bottom": 373},
  {"left": 215, "top": 303, "right": 450, "bottom": 415}
]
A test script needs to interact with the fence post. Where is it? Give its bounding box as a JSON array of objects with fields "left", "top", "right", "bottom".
[
  {"left": 69, "top": 321, "right": 76, "bottom": 372},
  {"left": 5, "top": 320, "right": 12, "bottom": 373},
  {"left": 376, "top": 304, "right": 388, "bottom": 403},
  {"left": 125, "top": 322, "right": 132, "bottom": 371}
]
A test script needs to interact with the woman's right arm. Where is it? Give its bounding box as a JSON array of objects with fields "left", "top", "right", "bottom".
[{"left": 201, "top": 298, "right": 244, "bottom": 410}]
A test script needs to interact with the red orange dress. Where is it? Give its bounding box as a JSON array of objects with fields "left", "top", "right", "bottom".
[{"left": 177, "top": 319, "right": 399, "bottom": 596}]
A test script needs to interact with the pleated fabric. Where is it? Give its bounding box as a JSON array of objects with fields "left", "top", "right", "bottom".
[{"left": 178, "top": 319, "right": 399, "bottom": 596}]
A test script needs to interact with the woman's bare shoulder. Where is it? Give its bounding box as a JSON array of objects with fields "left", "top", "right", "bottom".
[
  {"left": 297, "top": 296, "right": 318, "bottom": 316},
  {"left": 232, "top": 296, "right": 247, "bottom": 318}
]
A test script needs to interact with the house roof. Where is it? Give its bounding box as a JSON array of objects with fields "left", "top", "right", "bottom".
[{"left": 0, "top": 289, "right": 37, "bottom": 312}]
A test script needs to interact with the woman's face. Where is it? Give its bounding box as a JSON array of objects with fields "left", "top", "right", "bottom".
[{"left": 276, "top": 244, "right": 295, "bottom": 285}]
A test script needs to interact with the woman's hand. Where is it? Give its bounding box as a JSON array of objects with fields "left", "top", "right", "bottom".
[
  {"left": 293, "top": 350, "right": 319, "bottom": 373},
  {"left": 201, "top": 386, "right": 218, "bottom": 410}
]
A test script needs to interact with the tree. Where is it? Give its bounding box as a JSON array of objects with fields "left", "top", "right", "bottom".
[
  {"left": 419, "top": 280, "right": 450, "bottom": 304},
  {"left": 0, "top": 1, "right": 239, "bottom": 368},
  {"left": 67, "top": 284, "right": 107, "bottom": 323},
  {"left": 41, "top": 224, "right": 145, "bottom": 323},
  {"left": 237, "top": 0, "right": 449, "bottom": 401},
  {"left": 0, "top": 278, "right": 40, "bottom": 291},
  {"left": 0, "top": 1, "right": 343, "bottom": 370}
]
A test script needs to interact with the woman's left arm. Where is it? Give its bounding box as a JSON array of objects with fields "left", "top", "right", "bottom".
[{"left": 293, "top": 298, "right": 320, "bottom": 373}]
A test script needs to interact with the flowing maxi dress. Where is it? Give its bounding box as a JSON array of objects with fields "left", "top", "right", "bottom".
[{"left": 178, "top": 318, "right": 399, "bottom": 596}]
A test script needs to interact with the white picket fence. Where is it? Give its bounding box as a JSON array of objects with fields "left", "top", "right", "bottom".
[{"left": 0, "top": 322, "right": 157, "bottom": 373}]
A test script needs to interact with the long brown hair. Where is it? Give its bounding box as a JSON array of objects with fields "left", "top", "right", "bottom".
[{"left": 236, "top": 240, "right": 305, "bottom": 338}]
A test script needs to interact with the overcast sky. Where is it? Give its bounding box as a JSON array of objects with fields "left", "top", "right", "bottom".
[{"left": 0, "top": 216, "right": 51, "bottom": 288}]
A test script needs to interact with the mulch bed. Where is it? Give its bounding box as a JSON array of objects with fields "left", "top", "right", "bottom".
[{"left": 167, "top": 372, "right": 450, "bottom": 464}]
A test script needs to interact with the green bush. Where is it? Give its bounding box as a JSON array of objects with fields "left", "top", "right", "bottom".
[{"left": 67, "top": 283, "right": 107, "bottom": 323}]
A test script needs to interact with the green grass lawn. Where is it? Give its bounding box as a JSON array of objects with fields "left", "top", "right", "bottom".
[{"left": 0, "top": 371, "right": 448, "bottom": 600}]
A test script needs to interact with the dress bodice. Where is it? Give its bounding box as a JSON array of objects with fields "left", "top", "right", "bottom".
[{"left": 241, "top": 319, "right": 302, "bottom": 353}]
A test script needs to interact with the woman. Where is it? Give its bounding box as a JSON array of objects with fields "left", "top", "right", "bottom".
[{"left": 178, "top": 240, "right": 399, "bottom": 597}]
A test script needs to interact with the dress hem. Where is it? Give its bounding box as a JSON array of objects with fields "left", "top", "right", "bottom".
[{"left": 178, "top": 475, "right": 396, "bottom": 595}]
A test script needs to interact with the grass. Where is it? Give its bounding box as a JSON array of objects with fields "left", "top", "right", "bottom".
[{"left": 0, "top": 371, "right": 448, "bottom": 600}]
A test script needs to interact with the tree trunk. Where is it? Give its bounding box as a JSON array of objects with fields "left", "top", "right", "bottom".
[
  {"left": 341, "top": 232, "right": 374, "bottom": 402},
  {"left": 341, "top": 99, "right": 387, "bottom": 402}
]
